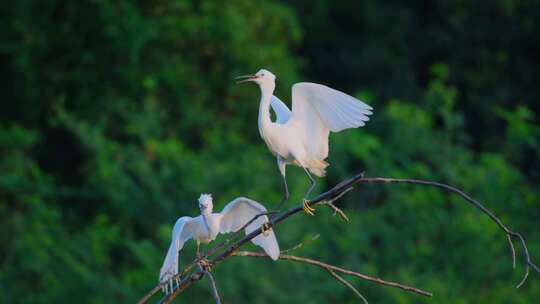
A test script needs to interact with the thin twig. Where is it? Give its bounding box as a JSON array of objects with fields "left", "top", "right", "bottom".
[
  {"left": 324, "top": 186, "right": 354, "bottom": 205},
  {"left": 321, "top": 187, "right": 353, "bottom": 222},
  {"left": 198, "top": 264, "right": 222, "bottom": 304},
  {"left": 327, "top": 268, "right": 368, "bottom": 303},
  {"left": 507, "top": 234, "right": 516, "bottom": 269},
  {"left": 232, "top": 251, "right": 433, "bottom": 297},
  {"left": 281, "top": 234, "right": 320, "bottom": 254},
  {"left": 326, "top": 202, "right": 349, "bottom": 221}
]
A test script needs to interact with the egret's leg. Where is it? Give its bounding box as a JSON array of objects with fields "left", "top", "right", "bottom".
[
  {"left": 302, "top": 167, "right": 316, "bottom": 198},
  {"left": 275, "top": 174, "right": 289, "bottom": 211},
  {"left": 282, "top": 174, "right": 290, "bottom": 202},
  {"left": 275, "top": 157, "right": 289, "bottom": 211},
  {"left": 301, "top": 166, "right": 316, "bottom": 215},
  {"left": 197, "top": 243, "right": 212, "bottom": 272}
]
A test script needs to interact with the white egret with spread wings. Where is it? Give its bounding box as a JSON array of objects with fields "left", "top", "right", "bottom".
[
  {"left": 237, "top": 69, "right": 373, "bottom": 214},
  {"left": 159, "top": 194, "right": 279, "bottom": 294}
]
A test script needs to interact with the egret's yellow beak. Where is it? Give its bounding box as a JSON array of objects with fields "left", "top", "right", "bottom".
[{"left": 235, "top": 74, "right": 258, "bottom": 84}]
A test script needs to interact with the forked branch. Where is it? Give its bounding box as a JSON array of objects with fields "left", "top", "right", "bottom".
[
  {"left": 138, "top": 172, "right": 540, "bottom": 304},
  {"left": 359, "top": 177, "right": 540, "bottom": 288},
  {"left": 232, "top": 251, "right": 433, "bottom": 298},
  {"left": 198, "top": 264, "right": 222, "bottom": 304}
]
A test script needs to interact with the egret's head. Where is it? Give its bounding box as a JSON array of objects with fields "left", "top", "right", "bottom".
[
  {"left": 198, "top": 193, "right": 213, "bottom": 213},
  {"left": 236, "top": 69, "right": 276, "bottom": 91}
]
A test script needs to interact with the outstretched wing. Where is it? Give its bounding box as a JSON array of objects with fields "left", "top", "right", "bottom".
[
  {"left": 291, "top": 82, "right": 373, "bottom": 132},
  {"left": 270, "top": 95, "right": 292, "bottom": 124},
  {"left": 289, "top": 82, "right": 373, "bottom": 159},
  {"left": 159, "top": 216, "right": 199, "bottom": 284},
  {"left": 220, "top": 197, "right": 280, "bottom": 260}
]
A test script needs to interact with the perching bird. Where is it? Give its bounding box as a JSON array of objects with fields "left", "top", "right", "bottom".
[
  {"left": 159, "top": 194, "right": 279, "bottom": 294},
  {"left": 236, "top": 69, "right": 373, "bottom": 215}
]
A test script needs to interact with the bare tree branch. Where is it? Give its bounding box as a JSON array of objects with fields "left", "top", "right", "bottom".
[
  {"left": 137, "top": 285, "right": 162, "bottom": 304},
  {"left": 232, "top": 250, "right": 433, "bottom": 298},
  {"left": 281, "top": 234, "right": 320, "bottom": 254},
  {"left": 157, "top": 270, "right": 205, "bottom": 304},
  {"left": 198, "top": 264, "right": 222, "bottom": 304},
  {"left": 507, "top": 234, "right": 516, "bottom": 269},
  {"left": 359, "top": 177, "right": 540, "bottom": 288},
  {"left": 327, "top": 268, "right": 368, "bottom": 304},
  {"left": 321, "top": 186, "right": 353, "bottom": 222},
  {"left": 138, "top": 172, "right": 540, "bottom": 303}
]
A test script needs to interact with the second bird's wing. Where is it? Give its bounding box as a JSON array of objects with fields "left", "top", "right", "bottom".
[
  {"left": 220, "top": 197, "right": 280, "bottom": 260},
  {"left": 270, "top": 95, "right": 292, "bottom": 124},
  {"left": 159, "top": 216, "right": 199, "bottom": 284}
]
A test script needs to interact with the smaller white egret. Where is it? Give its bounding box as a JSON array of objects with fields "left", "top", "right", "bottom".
[
  {"left": 237, "top": 69, "right": 373, "bottom": 215},
  {"left": 159, "top": 194, "right": 279, "bottom": 294}
]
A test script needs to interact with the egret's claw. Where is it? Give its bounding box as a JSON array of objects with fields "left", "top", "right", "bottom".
[
  {"left": 302, "top": 199, "right": 316, "bottom": 216},
  {"left": 261, "top": 222, "right": 271, "bottom": 236},
  {"left": 199, "top": 258, "right": 212, "bottom": 272}
]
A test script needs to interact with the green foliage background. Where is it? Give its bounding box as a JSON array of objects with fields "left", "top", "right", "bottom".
[{"left": 1, "top": 1, "right": 539, "bottom": 303}]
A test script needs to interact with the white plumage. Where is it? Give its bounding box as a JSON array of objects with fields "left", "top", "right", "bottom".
[
  {"left": 159, "top": 194, "right": 279, "bottom": 292},
  {"left": 237, "top": 69, "right": 373, "bottom": 212}
]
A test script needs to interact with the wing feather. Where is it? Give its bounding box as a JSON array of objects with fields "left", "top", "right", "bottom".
[
  {"left": 292, "top": 82, "right": 373, "bottom": 132},
  {"left": 220, "top": 197, "right": 280, "bottom": 260},
  {"left": 159, "top": 216, "right": 198, "bottom": 283},
  {"left": 270, "top": 95, "right": 292, "bottom": 124},
  {"left": 289, "top": 82, "right": 373, "bottom": 160}
]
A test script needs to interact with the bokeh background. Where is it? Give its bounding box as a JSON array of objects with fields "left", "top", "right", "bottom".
[{"left": 1, "top": 1, "right": 540, "bottom": 303}]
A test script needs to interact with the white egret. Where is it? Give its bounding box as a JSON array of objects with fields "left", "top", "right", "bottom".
[
  {"left": 236, "top": 69, "right": 373, "bottom": 215},
  {"left": 159, "top": 194, "right": 279, "bottom": 294}
]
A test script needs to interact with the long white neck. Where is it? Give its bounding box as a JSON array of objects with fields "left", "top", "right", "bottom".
[
  {"left": 201, "top": 210, "right": 213, "bottom": 236},
  {"left": 258, "top": 82, "right": 275, "bottom": 136}
]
